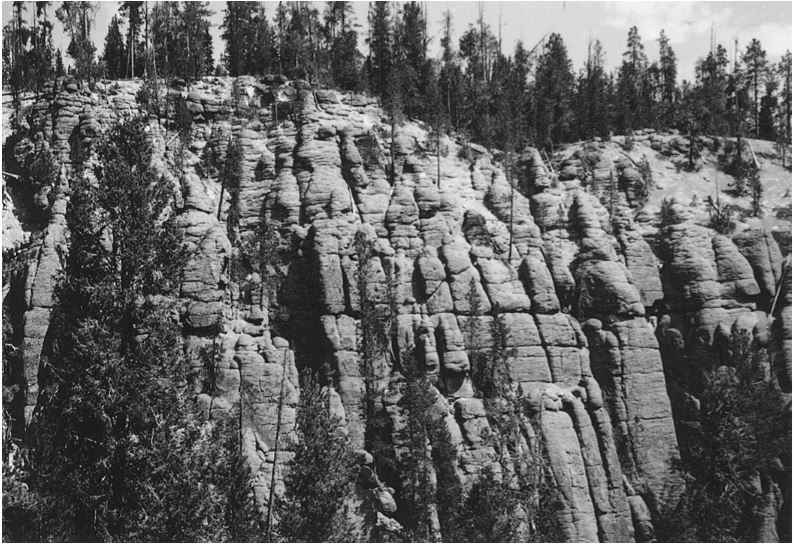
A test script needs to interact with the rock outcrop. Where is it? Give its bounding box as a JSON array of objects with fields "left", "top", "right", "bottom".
[{"left": 2, "top": 77, "right": 790, "bottom": 542}]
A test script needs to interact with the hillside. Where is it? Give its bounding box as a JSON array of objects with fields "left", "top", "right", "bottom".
[{"left": 2, "top": 75, "right": 791, "bottom": 542}]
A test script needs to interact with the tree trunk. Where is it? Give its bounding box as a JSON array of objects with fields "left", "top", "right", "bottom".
[
  {"left": 265, "top": 350, "right": 289, "bottom": 541},
  {"left": 390, "top": 115, "right": 396, "bottom": 183},
  {"left": 436, "top": 131, "right": 441, "bottom": 188},
  {"left": 507, "top": 157, "right": 514, "bottom": 262},
  {"left": 144, "top": 4, "right": 149, "bottom": 79},
  {"left": 754, "top": 66, "right": 759, "bottom": 136}
]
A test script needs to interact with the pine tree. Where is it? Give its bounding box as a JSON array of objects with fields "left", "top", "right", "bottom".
[
  {"left": 177, "top": 1, "right": 214, "bottom": 83},
  {"left": 743, "top": 39, "right": 768, "bottom": 137},
  {"left": 103, "top": 16, "right": 126, "bottom": 79},
  {"left": 278, "top": 368, "right": 358, "bottom": 541},
  {"left": 20, "top": 118, "right": 262, "bottom": 542},
  {"left": 221, "top": 1, "right": 256, "bottom": 77},
  {"left": 249, "top": 5, "right": 274, "bottom": 76},
  {"left": 396, "top": 2, "right": 431, "bottom": 120},
  {"left": 759, "top": 80, "right": 779, "bottom": 140},
  {"left": 656, "top": 30, "right": 678, "bottom": 129},
  {"left": 201, "top": 26, "right": 214, "bottom": 76},
  {"left": 438, "top": 10, "right": 463, "bottom": 131},
  {"left": 426, "top": 63, "right": 446, "bottom": 187},
  {"left": 55, "top": 1, "right": 98, "bottom": 84},
  {"left": 533, "top": 33, "right": 575, "bottom": 149},
  {"left": 326, "top": 2, "right": 361, "bottom": 90},
  {"left": 276, "top": 3, "right": 323, "bottom": 81},
  {"left": 353, "top": 231, "right": 388, "bottom": 450},
  {"left": 655, "top": 335, "right": 790, "bottom": 541},
  {"left": 458, "top": 11, "right": 501, "bottom": 146},
  {"left": 54, "top": 49, "right": 64, "bottom": 77},
  {"left": 615, "top": 26, "right": 650, "bottom": 133},
  {"left": 574, "top": 40, "right": 611, "bottom": 140},
  {"left": 273, "top": 1, "right": 289, "bottom": 75},
  {"left": 777, "top": 51, "right": 792, "bottom": 167},
  {"left": 4, "top": 2, "right": 30, "bottom": 100},
  {"left": 693, "top": 45, "right": 731, "bottom": 135},
  {"left": 119, "top": 1, "right": 143, "bottom": 78},
  {"left": 367, "top": 2, "right": 393, "bottom": 100},
  {"left": 323, "top": 1, "right": 352, "bottom": 41},
  {"left": 397, "top": 348, "right": 440, "bottom": 541},
  {"left": 151, "top": 2, "right": 180, "bottom": 82},
  {"left": 28, "top": 1, "right": 55, "bottom": 92}
]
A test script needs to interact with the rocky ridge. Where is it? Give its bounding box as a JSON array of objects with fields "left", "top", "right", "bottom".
[{"left": 2, "top": 76, "right": 790, "bottom": 541}]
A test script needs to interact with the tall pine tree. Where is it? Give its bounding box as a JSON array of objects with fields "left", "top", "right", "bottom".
[
  {"left": 615, "top": 26, "right": 650, "bottom": 133},
  {"left": 533, "top": 33, "right": 575, "bottom": 149},
  {"left": 367, "top": 2, "right": 393, "bottom": 100},
  {"left": 119, "top": 2, "right": 143, "bottom": 78},
  {"left": 656, "top": 30, "right": 678, "bottom": 129},
  {"left": 325, "top": 1, "right": 361, "bottom": 90},
  {"left": 102, "top": 16, "right": 126, "bottom": 79},
  {"left": 575, "top": 40, "right": 612, "bottom": 140},
  {"left": 743, "top": 39, "right": 768, "bottom": 137}
]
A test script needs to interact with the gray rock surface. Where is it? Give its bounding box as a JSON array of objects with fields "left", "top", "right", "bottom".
[{"left": 4, "top": 76, "right": 789, "bottom": 542}]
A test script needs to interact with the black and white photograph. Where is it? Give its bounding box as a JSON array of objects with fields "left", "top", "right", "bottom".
[{"left": 1, "top": 0, "right": 792, "bottom": 542}]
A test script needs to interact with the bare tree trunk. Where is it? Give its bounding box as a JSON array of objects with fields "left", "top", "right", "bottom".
[
  {"left": 265, "top": 350, "right": 289, "bottom": 541},
  {"left": 144, "top": 3, "right": 149, "bottom": 79},
  {"left": 436, "top": 131, "right": 441, "bottom": 188},
  {"left": 754, "top": 67, "right": 759, "bottom": 136},
  {"left": 390, "top": 115, "right": 396, "bottom": 183},
  {"left": 217, "top": 185, "right": 225, "bottom": 221},
  {"left": 507, "top": 156, "right": 514, "bottom": 262}
]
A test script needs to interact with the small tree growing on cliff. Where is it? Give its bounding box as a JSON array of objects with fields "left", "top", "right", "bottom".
[
  {"left": 240, "top": 219, "right": 284, "bottom": 316},
  {"left": 353, "top": 231, "right": 389, "bottom": 452},
  {"left": 384, "top": 68, "right": 405, "bottom": 184},
  {"left": 279, "top": 368, "right": 358, "bottom": 542},
  {"left": 464, "top": 303, "right": 563, "bottom": 542},
  {"left": 748, "top": 165, "right": 763, "bottom": 217},
  {"left": 464, "top": 277, "right": 486, "bottom": 374},
  {"left": 219, "top": 137, "right": 242, "bottom": 223},
  {"left": 396, "top": 347, "right": 440, "bottom": 541}
]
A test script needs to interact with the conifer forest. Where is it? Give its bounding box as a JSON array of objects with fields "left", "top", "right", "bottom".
[{"left": 1, "top": 1, "right": 792, "bottom": 542}]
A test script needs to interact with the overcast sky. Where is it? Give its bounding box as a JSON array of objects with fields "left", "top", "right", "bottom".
[{"left": 2, "top": 1, "right": 792, "bottom": 82}]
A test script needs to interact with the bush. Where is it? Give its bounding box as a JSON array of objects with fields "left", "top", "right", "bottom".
[
  {"left": 636, "top": 154, "right": 654, "bottom": 206},
  {"left": 705, "top": 196, "right": 741, "bottom": 235},
  {"left": 26, "top": 147, "right": 59, "bottom": 193},
  {"left": 577, "top": 143, "right": 602, "bottom": 180},
  {"left": 622, "top": 132, "right": 635, "bottom": 151},
  {"left": 135, "top": 78, "right": 160, "bottom": 118},
  {"left": 172, "top": 96, "right": 194, "bottom": 142}
]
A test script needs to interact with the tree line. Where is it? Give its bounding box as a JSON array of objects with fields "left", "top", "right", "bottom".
[
  {"left": 3, "top": 1, "right": 214, "bottom": 93},
  {"left": 4, "top": 2, "right": 791, "bottom": 150}
]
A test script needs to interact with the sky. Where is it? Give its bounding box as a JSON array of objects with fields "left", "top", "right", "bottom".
[{"left": 2, "top": 1, "right": 792, "bottom": 83}]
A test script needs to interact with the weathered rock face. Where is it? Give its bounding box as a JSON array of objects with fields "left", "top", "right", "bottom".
[{"left": 3, "top": 77, "right": 790, "bottom": 542}]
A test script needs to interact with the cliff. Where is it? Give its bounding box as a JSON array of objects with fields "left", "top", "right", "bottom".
[{"left": 2, "top": 76, "right": 790, "bottom": 541}]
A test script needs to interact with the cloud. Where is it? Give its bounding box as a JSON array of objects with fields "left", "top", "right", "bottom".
[
  {"left": 605, "top": 2, "right": 735, "bottom": 45},
  {"left": 729, "top": 22, "right": 792, "bottom": 59}
]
